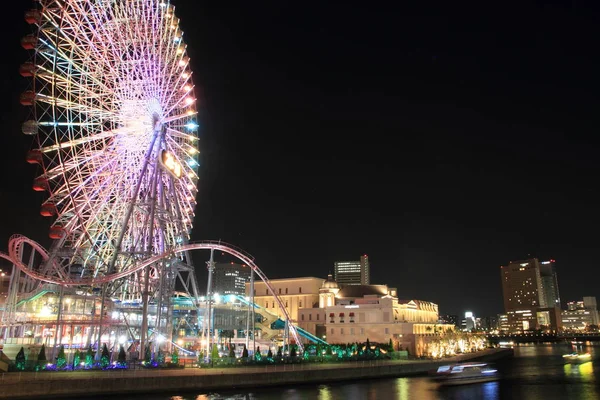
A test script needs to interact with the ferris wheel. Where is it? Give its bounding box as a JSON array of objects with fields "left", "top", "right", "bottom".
[{"left": 18, "top": 0, "right": 199, "bottom": 292}]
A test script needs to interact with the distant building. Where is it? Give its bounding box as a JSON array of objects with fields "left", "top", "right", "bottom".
[
  {"left": 334, "top": 255, "right": 370, "bottom": 285},
  {"left": 561, "top": 297, "right": 600, "bottom": 331},
  {"left": 462, "top": 311, "right": 476, "bottom": 331},
  {"left": 440, "top": 314, "right": 459, "bottom": 327},
  {"left": 500, "top": 258, "right": 562, "bottom": 333},
  {"left": 498, "top": 314, "right": 509, "bottom": 333},
  {"left": 539, "top": 260, "right": 561, "bottom": 308},
  {"left": 213, "top": 262, "right": 251, "bottom": 296},
  {"left": 479, "top": 315, "right": 498, "bottom": 331}
]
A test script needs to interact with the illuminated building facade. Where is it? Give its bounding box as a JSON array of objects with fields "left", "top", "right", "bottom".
[
  {"left": 561, "top": 297, "right": 599, "bottom": 330},
  {"left": 298, "top": 278, "right": 454, "bottom": 356},
  {"left": 213, "top": 263, "right": 251, "bottom": 296},
  {"left": 246, "top": 277, "right": 324, "bottom": 323},
  {"left": 500, "top": 258, "right": 562, "bottom": 332},
  {"left": 334, "top": 255, "right": 370, "bottom": 285}
]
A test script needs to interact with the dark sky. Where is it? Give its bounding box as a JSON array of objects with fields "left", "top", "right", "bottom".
[{"left": 1, "top": 1, "right": 600, "bottom": 318}]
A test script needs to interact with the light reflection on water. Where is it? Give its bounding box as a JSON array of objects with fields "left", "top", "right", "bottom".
[{"left": 103, "top": 343, "right": 600, "bottom": 400}]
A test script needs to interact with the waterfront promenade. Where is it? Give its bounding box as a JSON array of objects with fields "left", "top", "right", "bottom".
[{"left": 0, "top": 348, "right": 512, "bottom": 399}]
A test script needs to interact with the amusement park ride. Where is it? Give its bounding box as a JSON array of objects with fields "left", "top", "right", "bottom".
[{"left": 0, "top": 0, "right": 302, "bottom": 360}]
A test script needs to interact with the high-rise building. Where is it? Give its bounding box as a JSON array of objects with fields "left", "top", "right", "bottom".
[
  {"left": 334, "top": 255, "right": 370, "bottom": 285},
  {"left": 539, "top": 259, "right": 561, "bottom": 309},
  {"left": 213, "top": 262, "right": 251, "bottom": 296},
  {"left": 500, "top": 258, "right": 562, "bottom": 333}
]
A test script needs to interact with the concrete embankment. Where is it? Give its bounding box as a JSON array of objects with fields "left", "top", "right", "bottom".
[{"left": 0, "top": 348, "right": 513, "bottom": 399}]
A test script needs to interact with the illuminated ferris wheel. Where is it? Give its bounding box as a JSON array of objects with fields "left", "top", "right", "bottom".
[{"left": 18, "top": 0, "right": 199, "bottom": 293}]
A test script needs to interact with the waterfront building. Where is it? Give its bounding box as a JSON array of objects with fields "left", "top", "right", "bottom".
[
  {"left": 213, "top": 262, "right": 251, "bottom": 296},
  {"left": 298, "top": 275, "right": 454, "bottom": 357},
  {"left": 246, "top": 277, "right": 324, "bottom": 323},
  {"left": 500, "top": 258, "right": 562, "bottom": 333},
  {"left": 561, "top": 296, "right": 600, "bottom": 331},
  {"left": 334, "top": 255, "right": 370, "bottom": 285}
]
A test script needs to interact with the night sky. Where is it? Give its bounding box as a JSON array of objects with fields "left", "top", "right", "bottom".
[{"left": 1, "top": 1, "right": 600, "bottom": 318}]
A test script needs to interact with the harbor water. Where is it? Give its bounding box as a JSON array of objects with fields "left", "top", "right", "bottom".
[{"left": 97, "top": 343, "right": 600, "bottom": 400}]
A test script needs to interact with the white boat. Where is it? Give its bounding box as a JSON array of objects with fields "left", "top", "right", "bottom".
[
  {"left": 563, "top": 352, "right": 592, "bottom": 364},
  {"left": 431, "top": 362, "right": 499, "bottom": 386}
]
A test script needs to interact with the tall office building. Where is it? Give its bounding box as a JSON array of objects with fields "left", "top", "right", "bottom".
[
  {"left": 500, "top": 258, "right": 561, "bottom": 332},
  {"left": 213, "top": 262, "right": 251, "bottom": 296},
  {"left": 539, "top": 259, "right": 561, "bottom": 309},
  {"left": 334, "top": 255, "right": 370, "bottom": 285}
]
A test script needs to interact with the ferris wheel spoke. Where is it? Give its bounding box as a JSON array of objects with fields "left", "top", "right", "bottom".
[{"left": 39, "top": 127, "right": 130, "bottom": 153}]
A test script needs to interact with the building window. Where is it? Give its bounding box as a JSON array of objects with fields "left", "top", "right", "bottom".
[
  {"left": 309, "top": 314, "right": 312, "bottom": 321},
  {"left": 254, "top": 290, "right": 256, "bottom": 296},
  {"left": 301, "top": 314, "right": 304, "bottom": 321},
  {"left": 286, "top": 288, "right": 288, "bottom": 294},
  {"left": 331, "top": 328, "right": 334, "bottom": 335},
  {"left": 317, "top": 314, "right": 319, "bottom": 320},
  {"left": 285, "top": 301, "right": 288, "bottom": 307},
  {"left": 385, "top": 328, "right": 389, "bottom": 334},
  {"left": 341, "top": 328, "right": 344, "bottom": 335},
  {"left": 360, "top": 328, "right": 364, "bottom": 335},
  {"left": 265, "top": 289, "right": 268, "bottom": 295},
  {"left": 351, "top": 328, "right": 355, "bottom": 335},
  {"left": 299, "top": 301, "right": 302, "bottom": 307},
  {"left": 279, "top": 288, "right": 281, "bottom": 294},
  {"left": 299, "top": 287, "right": 302, "bottom": 293},
  {"left": 272, "top": 302, "right": 275, "bottom": 308}
]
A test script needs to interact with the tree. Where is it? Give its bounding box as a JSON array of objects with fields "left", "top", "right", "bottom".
[
  {"left": 276, "top": 346, "right": 282, "bottom": 358},
  {"left": 211, "top": 343, "right": 219, "bottom": 360},
  {"left": 15, "top": 347, "right": 26, "bottom": 371},
  {"left": 172, "top": 347, "right": 179, "bottom": 365},
  {"left": 365, "top": 339, "right": 371, "bottom": 353},
  {"left": 198, "top": 350, "right": 204, "bottom": 364},
  {"left": 56, "top": 345, "right": 67, "bottom": 369},
  {"left": 290, "top": 346, "right": 297, "bottom": 357},
  {"left": 117, "top": 345, "right": 127, "bottom": 367},
  {"left": 157, "top": 348, "right": 165, "bottom": 365},
  {"left": 255, "top": 346, "right": 261, "bottom": 361},
  {"left": 242, "top": 344, "right": 249, "bottom": 358},
  {"left": 267, "top": 348, "right": 273, "bottom": 359},
  {"left": 228, "top": 346, "right": 235, "bottom": 358},
  {"left": 388, "top": 339, "right": 394, "bottom": 352},
  {"left": 144, "top": 343, "right": 152, "bottom": 363},
  {"left": 38, "top": 344, "right": 47, "bottom": 361},
  {"left": 100, "top": 343, "right": 110, "bottom": 368},
  {"left": 85, "top": 347, "right": 94, "bottom": 368},
  {"left": 73, "top": 349, "right": 81, "bottom": 369}
]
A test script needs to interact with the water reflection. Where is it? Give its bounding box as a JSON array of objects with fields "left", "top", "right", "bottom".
[{"left": 97, "top": 343, "right": 600, "bottom": 400}]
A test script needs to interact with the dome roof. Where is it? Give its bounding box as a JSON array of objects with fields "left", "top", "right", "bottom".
[{"left": 321, "top": 274, "right": 339, "bottom": 289}]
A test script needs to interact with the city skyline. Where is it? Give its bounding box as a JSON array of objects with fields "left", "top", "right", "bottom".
[{"left": 1, "top": 1, "right": 600, "bottom": 318}]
